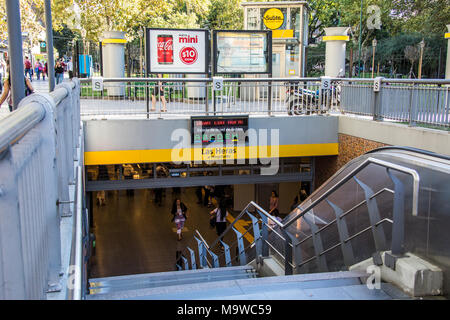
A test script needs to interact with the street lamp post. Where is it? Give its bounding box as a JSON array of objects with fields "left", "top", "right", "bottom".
[
  {"left": 357, "top": 0, "right": 363, "bottom": 77},
  {"left": 371, "top": 38, "right": 377, "bottom": 78},
  {"left": 418, "top": 39, "right": 425, "bottom": 79}
]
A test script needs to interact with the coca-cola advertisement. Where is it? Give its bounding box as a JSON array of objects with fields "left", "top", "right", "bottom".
[
  {"left": 157, "top": 35, "right": 173, "bottom": 64},
  {"left": 147, "top": 28, "right": 208, "bottom": 74}
]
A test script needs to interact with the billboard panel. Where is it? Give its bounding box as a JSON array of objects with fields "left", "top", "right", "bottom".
[
  {"left": 213, "top": 30, "right": 271, "bottom": 74},
  {"left": 146, "top": 28, "right": 209, "bottom": 74}
]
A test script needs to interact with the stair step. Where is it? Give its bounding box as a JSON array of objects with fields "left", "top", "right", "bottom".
[
  {"left": 87, "top": 271, "right": 379, "bottom": 300},
  {"left": 88, "top": 266, "right": 257, "bottom": 295},
  {"left": 89, "top": 273, "right": 256, "bottom": 295},
  {"left": 89, "top": 266, "right": 255, "bottom": 286}
]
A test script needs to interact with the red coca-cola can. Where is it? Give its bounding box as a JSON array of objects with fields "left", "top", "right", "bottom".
[{"left": 157, "top": 34, "right": 173, "bottom": 64}]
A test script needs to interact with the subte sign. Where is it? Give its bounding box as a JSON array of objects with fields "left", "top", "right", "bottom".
[
  {"left": 321, "top": 76, "right": 331, "bottom": 90},
  {"left": 92, "top": 77, "right": 103, "bottom": 91},
  {"left": 373, "top": 77, "right": 382, "bottom": 92},
  {"left": 213, "top": 77, "right": 224, "bottom": 91}
]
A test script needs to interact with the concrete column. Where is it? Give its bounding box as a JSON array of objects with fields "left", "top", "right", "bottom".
[
  {"left": 187, "top": 74, "right": 206, "bottom": 99},
  {"left": 102, "top": 31, "right": 126, "bottom": 96},
  {"left": 445, "top": 25, "right": 450, "bottom": 79},
  {"left": 323, "top": 27, "right": 350, "bottom": 77}
]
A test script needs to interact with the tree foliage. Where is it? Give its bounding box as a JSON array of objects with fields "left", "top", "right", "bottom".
[{"left": 207, "top": 0, "right": 243, "bottom": 30}]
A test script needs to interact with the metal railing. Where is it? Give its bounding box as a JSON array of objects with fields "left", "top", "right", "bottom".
[
  {"left": 179, "top": 155, "right": 421, "bottom": 276},
  {"left": 79, "top": 77, "right": 332, "bottom": 117},
  {"left": 340, "top": 78, "right": 450, "bottom": 127},
  {"left": 79, "top": 77, "right": 450, "bottom": 128},
  {"left": 0, "top": 79, "right": 84, "bottom": 299}
]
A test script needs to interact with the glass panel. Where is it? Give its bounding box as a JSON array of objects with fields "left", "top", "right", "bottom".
[{"left": 247, "top": 8, "right": 261, "bottom": 30}]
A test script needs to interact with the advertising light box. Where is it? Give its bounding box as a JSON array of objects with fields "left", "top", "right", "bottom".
[
  {"left": 146, "top": 28, "right": 209, "bottom": 74},
  {"left": 213, "top": 30, "right": 272, "bottom": 75}
]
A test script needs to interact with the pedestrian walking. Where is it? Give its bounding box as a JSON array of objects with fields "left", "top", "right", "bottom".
[
  {"left": 268, "top": 208, "right": 282, "bottom": 230},
  {"left": 171, "top": 198, "right": 188, "bottom": 241},
  {"left": 96, "top": 190, "right": 106, "bottom": 206},
  {"left": 210, "top": 199, "right": 229, "bottom": 249},
  {"left": 34, "top": 59, "right": 42, "bottom": 80},
  {"left": 0, "top": 57, "right": 6, "bottom": 92},
  {"left": 67, "top": 58, "right": 73, "bottom": 79},
  {"left": 268, "top": 190, "right": 279, "bottom": 217},
  {"left": 24, "top": 56, "right": 32, "bottom": 81},
  {"left": 42, "top": 61, "right": 46, "bottom": 81},
  {"left": 55, "top": 60, "right": 64, "bottom": 84},
  {"left": 299, "top": 188, "right": 308, "bottom": 202},
  {"left": 0, "top": 64, "right": 34, "bottom": 112},
  {"left": 150, "top": 73, "right": 167, "bottom": 112}
]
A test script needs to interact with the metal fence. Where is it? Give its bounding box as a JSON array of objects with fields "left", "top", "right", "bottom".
[
  {"left": 79, "top": 77, "right": 332, "bottom": 117},
  {"left": 340, "top": 78, "right": 450, "bottom": 127},
  {"left": 80, "top": 77, "right": 450, "bottom": 128},
  {"left": 0, "top": 79, "right": 83, "bottom": 299}
]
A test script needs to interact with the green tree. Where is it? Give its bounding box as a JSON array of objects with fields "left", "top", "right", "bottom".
[
  {"left": 207, "top": 0, "right": 243, "bottom": 30},
  {"left": 308, "top": 0, "right": 340, "bottom": 42},
  {"left": 53, "top": 24, "right": 78, "bottom": 57}
]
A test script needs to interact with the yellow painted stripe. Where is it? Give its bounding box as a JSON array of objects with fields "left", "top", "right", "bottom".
[
  {"left": 226, "top": 214, "right": 254, "bottom": 243},
  {"left": 102, "top": 38, "right": 127, "bottom": 44},
  {"left": 323, "top": 35, "right": 350, "bottom": 41},
  {"left": 445, "top": 33, "right": 450, "bottom": 39},
  {"left": 272, "top": 29, "right": 294, "bottom": 38},
  {"left": 84, "top": 143, "right": 339, "bottom": 165}
]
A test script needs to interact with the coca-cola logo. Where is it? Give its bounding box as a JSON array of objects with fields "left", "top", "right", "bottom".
[{"left": 157, "top": 39, "right": 173, "bottom": 51}]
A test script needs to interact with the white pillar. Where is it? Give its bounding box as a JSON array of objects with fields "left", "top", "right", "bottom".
[
  {"left": 445, "top": 25, "right": 450, "bottom": 79},
  {"left": 102, "top": 31, "right": 126, "bottom": 96},
  {"left": 323, "top": 27, "right": 350, "bottom": 77}
]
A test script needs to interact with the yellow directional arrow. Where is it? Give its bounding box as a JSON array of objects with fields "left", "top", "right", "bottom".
[{"left": 226, "top": 215, "right": 254, "bottom": 243}]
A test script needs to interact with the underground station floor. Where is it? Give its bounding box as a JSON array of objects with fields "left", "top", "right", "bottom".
[{"left": 88, "top": 187, "right": 244, "bottom": 278}]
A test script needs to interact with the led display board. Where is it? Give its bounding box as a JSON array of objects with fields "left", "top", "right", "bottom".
[{"left": 191, "top": 115, "right": 249, "bottom": 161}]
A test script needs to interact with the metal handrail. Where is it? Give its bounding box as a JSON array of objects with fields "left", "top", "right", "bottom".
[
  {"left": 296, "top": 188, "right": 395, "bottom": 247},
  {"left": 297, "top": 218, "right": 394, "bottom": 268},
  {"left": 209, "top": 201, "right": 282, "bottom": 250},
  {"left": 283, "top": 157, "right": 420, "bottom": 229},
  {"left": 0, "top": 80, "right": 75, "bottom": 154},
  {"left": 79, "top": 76, "right": 450, "bottom": 85},
  {"left": 183, "top": 156, "right": 419, "bottom": 274}
]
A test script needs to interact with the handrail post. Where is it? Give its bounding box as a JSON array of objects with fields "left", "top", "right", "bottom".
[
  {"left": 386, "top": 168, "right": 406, "bottom": 256},
  {"left": 248, "top": 212, "right": 262, "bottom": 259},
  {"left": 373, "top": 77, "right": 383, "bottom": 121},
  {"left": 408, "top": 83, "right": 417, "bottom": 127},
  {"left": 187, "top": 247, "right": 197, "bottom": 270},
  {"left": 232, "top": 227, "right": 247, "bottom": 266},
  {"left": 281, "top": 229, "right": 293, "bottom": 275},
  {"left": 259, "top": 211, "right": 269, "bottom": 257}
]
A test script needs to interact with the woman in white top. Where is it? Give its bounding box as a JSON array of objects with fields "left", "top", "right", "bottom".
[
  {"left": 171, "top": 198, "right": 188, "bottom": 241},
  {"left": 210, "top": 200, "right": 228, "bottom": 249}
]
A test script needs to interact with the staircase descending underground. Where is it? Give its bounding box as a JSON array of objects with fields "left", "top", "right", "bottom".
[{"left": 86, "top": 147, "right": 450, "bottom": 300}]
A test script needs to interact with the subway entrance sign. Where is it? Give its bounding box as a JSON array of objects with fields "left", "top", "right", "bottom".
[{"left": 191, "top": 116, "right": 248, "bottom": 161}]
